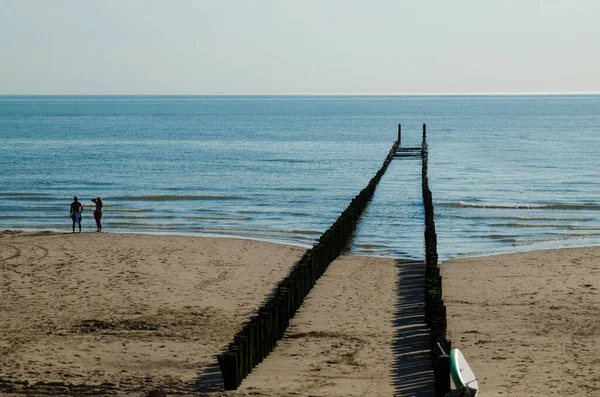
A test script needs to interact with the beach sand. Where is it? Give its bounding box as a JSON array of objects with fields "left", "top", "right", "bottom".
[
  {"left": 231, "top": 255, "right": 401, "bottom": 397},
  {"left": 442, "top": 247, "right": 599, "bottom": 396},
  {"left": 2, "top": 231, "right": 598, "bottom": 396},
  {"left": 0, "top": 231, "right": 307, "bottom": 395},
  {"left": 0, "top": 231, "right": 405, "bottom": 396}
]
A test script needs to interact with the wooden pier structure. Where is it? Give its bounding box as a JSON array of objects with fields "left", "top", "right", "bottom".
[{"left": 215, "top": 124, "right": 451, "bottom": 396}]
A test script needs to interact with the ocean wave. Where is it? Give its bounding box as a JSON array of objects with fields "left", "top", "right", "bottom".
[
  {"left": 354, "top": 243, "right": 389, "bottom": 249},
  {"left": 493, "top": 223, "right": 600, "bottom": 231},
  {"left": 439, "top": 202, "right": 600, "bottom": 210},
  {"left": 263, "top": 159, "right": 312, "bottom": 164},
  {"left": 13, "top": 206, "right": 66, "bottom": 211},
  {"left": 270, "top": 187, "right": 318, "bottom": 192},
  {"left": 113, "top": 215, "right": 176, "bottom": 219},
  {"left": 488, "top": 234, "right": 519, "bottom": 241},
  {"left": 0, "top": 192, "right": 51, "bottom": 197},
  {"left": 184, "top": 215, "right": 252, "bottom": 221},
  {"left": 0, "top": 214, "right": 69, "bottom": 220},
  {"left": 1, "top": 195, "right": 52, "bottom": 201},
  {"left": 183, "top": 225, "right": 322, "bottom": 235},
  {"left": 439, "top": 213, "right": 593, "bottom": 221},
  {"left": 107, "top": 222, "right": 187, "bottom": 227},
  {"left": 279, "top": 211, "right": 309, "bottom": 217},
  {"left": 104, "top": 208, "right": 149, "bottom": 213},
  {"left": 110, "top": 195, "right": 244, "bottom": 201},
  {"left": 491, "top": 222, "right": 575, "bottom": 228},
  {"left": 290, "top": 234, "right": 319, "bottom": 241},
  {"left": 511, "top": 235, "right": 598, "bottom": 246},
  {"left": 568, "top": 226, "right": 600, "bottom": 231}
]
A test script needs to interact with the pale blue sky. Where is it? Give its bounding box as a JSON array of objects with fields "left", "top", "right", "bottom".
[{"left": 1, "top": 0, "right": 599, "bottom": 95}]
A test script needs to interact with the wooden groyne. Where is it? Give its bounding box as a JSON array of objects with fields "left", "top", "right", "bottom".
[
  {"left": 420, "top": 124, "right": 452, "bottom": 396},
  {"left": 217, "top": 135, "right": 400, "bottom": 390},
  {"left": 217, "top": 124, "right": 450, "bottom": 395}
]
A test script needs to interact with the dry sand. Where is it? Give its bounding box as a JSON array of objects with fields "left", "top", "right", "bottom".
[
  {"left": 0, "top": 231, "right": 427, "bottom": 396},
  {"left": 0, "top": 231, "right": 306, "bottom": 395},
  {"left": 231, "top": 255, "right": 401, "bottom": 397},
  {"left": 442, "top": 247, "right": 600, "bottom": 396},
  {"left": 2, "top": 230, "right": 599, "bottom": 396},
  {"left": 0, "top": 231, "right": 407, "bottom": 397}
]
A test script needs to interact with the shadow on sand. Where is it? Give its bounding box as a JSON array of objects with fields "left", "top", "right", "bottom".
[
  {"left": 392, "top": 259, "right": 435, "bottom": 397},
  {"left": 193, "top": 259, "right": 437, "bottom": 396},
  {"left": 193, "top": 362, "right": 224, "bottom": 393}
]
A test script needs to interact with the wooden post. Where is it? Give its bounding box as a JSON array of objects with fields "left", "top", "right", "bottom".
[
  {"left": 434, "top": 353, "right": 451, "bottom": 396},
  {"left": 258, "top": 314, "right": 267, "bottom": 361},
  {"left": 398, "top": 123, "right": 401, "bottom": 145},
  {"left": 247, "top": 321, "right": 256, "bottom": 368},
  {"left": 230, "top": 344, "right": 242, "bottom": 385},
  {"left": 422, "top": 123, "right": 427, "bottom": 146},
  {"left": 234, "top": 335, "right": 249, "bottom": 377},
  {"left": 218, "top": 352, "right": 239, "bottom": 390}
]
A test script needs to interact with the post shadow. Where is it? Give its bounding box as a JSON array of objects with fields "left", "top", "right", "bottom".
[
  {"left": 193, "top": 362, "right": 224, "bottom": 393},
  {"left": 392, "top": 259, "right": 436, "bottom": 397}
]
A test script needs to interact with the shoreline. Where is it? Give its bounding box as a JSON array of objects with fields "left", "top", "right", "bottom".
[
  {"left": 1, "top": 227, "right": 316, "bottom": 249},
  {"left": 7, "top": 225, "right": 600, "bottom": 263}
]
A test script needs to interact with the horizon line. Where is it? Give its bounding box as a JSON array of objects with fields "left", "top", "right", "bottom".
[{"left": 1, "top": 91, "right": 600, "bottom": 97}]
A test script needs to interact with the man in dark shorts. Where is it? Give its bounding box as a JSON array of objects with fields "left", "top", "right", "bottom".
[{"left": 70, "top": 196, "right": 83, "bottom": 233}]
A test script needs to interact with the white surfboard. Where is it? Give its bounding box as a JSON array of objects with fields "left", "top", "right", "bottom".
[{"left": 450, "top": 348, "right": 479, "bottom": 393}]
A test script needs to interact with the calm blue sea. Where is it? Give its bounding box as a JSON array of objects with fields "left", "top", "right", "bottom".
[{"left": 1, "top": 95, "right": 599, "bottom": 261}]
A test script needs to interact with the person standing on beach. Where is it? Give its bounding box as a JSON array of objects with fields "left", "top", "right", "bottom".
[
  {"left": 70, "top": 196, "right": 83, "bottom": 233},
  {"left": 91, "top": 197, "right": 103, "bottom": 232}
]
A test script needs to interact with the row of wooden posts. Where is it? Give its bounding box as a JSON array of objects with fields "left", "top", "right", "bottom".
[
  {"left": 217, "top": 136, "right": 401, "bottom": 389},
  {"left": 419, "top": 124, "right": 452, "bottom": 396}
]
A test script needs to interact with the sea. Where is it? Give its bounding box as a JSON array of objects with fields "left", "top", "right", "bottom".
[{"left": 1, "top": 95, "right": 599, "bottom": 261}]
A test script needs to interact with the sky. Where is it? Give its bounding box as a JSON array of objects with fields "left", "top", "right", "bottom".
[{"left": 1, "top": 0, "right": 599, "bottom": 95}]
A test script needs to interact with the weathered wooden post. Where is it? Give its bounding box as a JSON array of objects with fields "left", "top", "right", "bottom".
[
  {"left": 230, "top": 344, "right": 242, "bottom": 383},
  {"left": 434, "top": 353, "right": 451, "bottom": 396},
  {"left": 258, "top": 310, "right": 269, "bottom": 358},
  {"left": 248, "top": 320, "right": 257, "bottom": 367},
  {"left": 430, "top": 336, "right": 451, "bottom": 396},
  {"left": 422, "top": 123, "right": 427, "bottom": 145},
  {"left": 217, "top": 352, "right": 239, "bottom": 390},
  {"left": 234, "top": 334, "right": 249, "bottom": 377},
  {"left": 398, "top": 123, "right": 402, "bottom": 145}
]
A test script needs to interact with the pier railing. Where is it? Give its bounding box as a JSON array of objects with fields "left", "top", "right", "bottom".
[{"left": 217, "top": 136, "right": 400, "bottom": 390}]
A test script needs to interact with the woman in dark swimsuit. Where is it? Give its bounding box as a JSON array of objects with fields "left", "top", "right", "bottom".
[{"left": 91, "top": 197, "right": 103, "bottom": 232}]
